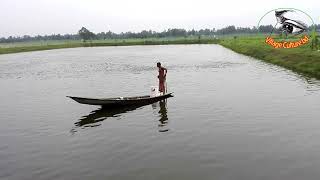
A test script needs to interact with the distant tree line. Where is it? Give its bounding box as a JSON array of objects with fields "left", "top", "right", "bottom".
[
  {"left": 0, "top": 34, "right": 79, "bottom": 43},
  {"left": 1, "top": 24, "right": 319, "bottom": 43}
]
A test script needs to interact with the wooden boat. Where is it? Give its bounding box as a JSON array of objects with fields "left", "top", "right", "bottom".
[{"left": 67, "top": 92, "right": 173, "bottom": 107}]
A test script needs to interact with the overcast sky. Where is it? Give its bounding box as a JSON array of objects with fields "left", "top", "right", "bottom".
[{"left": 0, "top": 0, "right": 319, "bottom": 37}]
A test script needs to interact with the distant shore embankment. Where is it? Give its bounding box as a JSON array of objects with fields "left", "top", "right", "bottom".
[{"left": 0, "top": 38, "right": 219, "bottom": 55}]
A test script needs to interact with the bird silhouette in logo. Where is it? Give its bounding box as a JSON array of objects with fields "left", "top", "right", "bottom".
[{"left": 274, "top": 10, "right": 308, "bottom": 37}]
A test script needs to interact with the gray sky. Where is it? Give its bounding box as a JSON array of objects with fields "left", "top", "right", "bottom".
[{"left": 0, "top": 0, "right": 319, "bottom": 37}]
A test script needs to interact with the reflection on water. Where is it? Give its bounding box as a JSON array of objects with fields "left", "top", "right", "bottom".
[
  {"left": 72, "top": 100, "right": 170, "bottom": 133},
  {"left": 76, "top": 106, "right": 140, "bottom": 127},
  {"left": 152, "top": 100, "right": 169, "bottom": 132},
  {"left": 71, "top": 105, "right": 144, "bottom": 133},
  {"left": 158, "top": 101, "right": 169, "bottom": 132}
]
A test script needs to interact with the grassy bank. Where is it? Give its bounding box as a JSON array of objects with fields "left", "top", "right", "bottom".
[
  {"left": 0, "top": 37, "right": 219, "bottom": 55},
  {"left": 219, "top": 36, "right": 320, "bottom": 79},
  {"left": 1, "top": 35, "right": 319, "bottom": 79}
]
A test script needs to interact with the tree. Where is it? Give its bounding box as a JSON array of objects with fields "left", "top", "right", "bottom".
[
  {"left": 78, "top": 27, "right": 95, "bottom": 42},
  {"left": 1, "top": 24, "right": 319, "bottom": 43},
  {"left": 258, "top": 25, "right": 273, "bottom": 33}
]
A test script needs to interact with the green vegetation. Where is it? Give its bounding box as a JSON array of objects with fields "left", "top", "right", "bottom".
[
  {"left": 0, "top": 37, "right": 219, "bottom": 54},
  {"left": 78, "top": 27, "right": 96, "bottom": 42},
  {"left": 219, "top": 35, "right": 320, "bottom": 79}
]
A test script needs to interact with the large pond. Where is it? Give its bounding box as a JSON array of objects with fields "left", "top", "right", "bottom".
[{"left": 0, "top": 45, "right": 320, "bottom": 180}]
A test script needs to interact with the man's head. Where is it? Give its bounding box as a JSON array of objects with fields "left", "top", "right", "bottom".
[{"left": 157, "top": 62, "right": 161, "bottom": 68}]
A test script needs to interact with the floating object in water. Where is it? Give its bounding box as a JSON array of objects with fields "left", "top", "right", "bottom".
[{"left": 150, "top": 86, "right": 160, "bottom": 97}]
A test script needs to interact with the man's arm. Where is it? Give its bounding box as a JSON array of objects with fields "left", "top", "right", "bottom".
[{"left": 163, "top": 67, "right": 167, "bottom": 77}]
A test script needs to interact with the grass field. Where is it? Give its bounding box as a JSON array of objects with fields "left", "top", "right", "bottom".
[{"left": 219, "top": 35, "right": 320, "bottom": 79}]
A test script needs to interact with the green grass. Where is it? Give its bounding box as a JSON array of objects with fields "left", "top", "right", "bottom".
[
  {"left": 0, "top": 37, "right": 219, "bottom": 54},
  {"left": 219, "top": 36, "right": 320, "bottom": 79}
]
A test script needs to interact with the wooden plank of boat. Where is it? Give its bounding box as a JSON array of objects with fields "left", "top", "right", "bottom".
[{"left": 67, "top": 92, "right": 173, "bottom": 106}]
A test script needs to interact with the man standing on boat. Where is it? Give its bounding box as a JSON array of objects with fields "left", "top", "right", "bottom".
[{"left": 157, "top": 62, "right": 167, "bottom": 94}]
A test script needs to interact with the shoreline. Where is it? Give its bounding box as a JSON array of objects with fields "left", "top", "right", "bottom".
[
  {"left": 1, "top": 37, "right": 319, "bottom": 79},
  {"left": 0, "top": 38, "right": 219, "bottom": 55},
  {"left": 219, "top": 37, "right": 320, "bottom": 79}
]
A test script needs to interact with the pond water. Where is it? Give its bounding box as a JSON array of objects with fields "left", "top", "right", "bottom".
[{"left": 0, "top": 45, "right": 320, "bottom": 180}]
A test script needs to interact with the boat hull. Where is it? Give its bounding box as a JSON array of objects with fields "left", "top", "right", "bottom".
[{"left": 67, "top": 93, "right": 173, "bottom": 107}]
